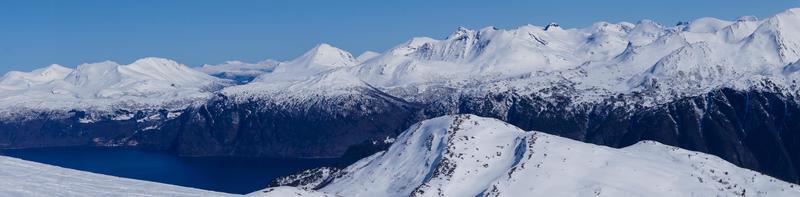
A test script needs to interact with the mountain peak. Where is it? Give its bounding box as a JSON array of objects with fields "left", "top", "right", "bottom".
[
  {"left": 750, "top": 7, "right": 800, "bottom": 64},
  {"left": 292, "top": 43, "right": 357, "bottom": 68},
  {"left": 768, "top": 7, "right": 800, "bottom": 24},
  {"left": 447, "top": 26, "right": 475, "bottom": 40},
  {"left": 43, "top": 64, "right": 69, "bottom": 71},
  {"left": 356, "top": 51, "right": 381, "bottom": 62},
  {"left": 130, "top": 57, "right": 184, "bottom": 69},
  {"left": 737, "top": 15, "right": 759, "bottom": 22},
  {"left": 263, "top": 115, "right": 800, "bottom": 196},
  {"left": 0, "top": 64, "right": 74, "bottom": 88},
  {"left": 544, "top": 22, "right": 561, "bottom": 31},
  {"left": 38, "top": 64, "right": 73, "bottom": 77},
  {"left": 783, "top": 7, "right": 800, "bottom": 16}
]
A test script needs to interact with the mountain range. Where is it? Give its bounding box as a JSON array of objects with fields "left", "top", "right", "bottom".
[{"left": 2, "top": 7, "right": 800, "bottom": 185}]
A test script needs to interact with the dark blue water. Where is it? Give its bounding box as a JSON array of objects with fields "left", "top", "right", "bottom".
[{"left": 0, "top": 147, "right": 341, "bottom": 194}]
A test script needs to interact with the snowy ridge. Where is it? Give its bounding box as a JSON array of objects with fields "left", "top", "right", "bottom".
[
  {"left": 5, "top": 8, "right": 800, "bottom": 112},
  {"left": 257, "top": 115, "right": 800, "bottom": 196},
  {"left": 221, "top": 43, "right": 371, "bottom": 104},
  {"left": 0, "top": 57, "right": 227, "bottom": 112},
  {"left": 218, "top": 7, "right": 800, "bottom": 109},
  {"left": 0, "top": 155, "right": 232, "bottom": 196},
  {"left": 0, "top": 64, "right": 73, "bottom": 90},
  {"left": 356, "top": 51, "right": 381, "bottom": 62}
]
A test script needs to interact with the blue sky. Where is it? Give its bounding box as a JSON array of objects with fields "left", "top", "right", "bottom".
[{"left": 1, "top": 0, "right": 799, "bottom": 73}]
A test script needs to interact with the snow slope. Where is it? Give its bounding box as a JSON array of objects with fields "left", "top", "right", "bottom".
[
  {"left": 0, "top": 64, "right": 73, "bottom": 89},
  {"left": 221, "top": 43, "right": 370, "bottom": 102},
  {"left": 356, "top": 51, "right": 381, "bottom": 62},
  {"left": 0, "top": 155, "right": 232, "bottom": 197},
  {"left": 257, "top": 115, "right": 800, "bottom": 197},
  {"left": 0, "top": 57, "right": 226, "bottom": 111}
]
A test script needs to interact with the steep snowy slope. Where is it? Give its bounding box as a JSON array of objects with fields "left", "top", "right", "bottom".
[
  {"left": 259, "top": 115, "right": 800, "bottom": 197},
  {"left": 0, "top": 155, "right": 231, "bottom": 196},
  {"left": 0, "top": 57, "right": 226, "bottom": 111}
]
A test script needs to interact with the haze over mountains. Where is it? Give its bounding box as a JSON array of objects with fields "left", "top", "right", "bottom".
[{"left": 2, "top": 7, "right": 800, "bottom": 190}]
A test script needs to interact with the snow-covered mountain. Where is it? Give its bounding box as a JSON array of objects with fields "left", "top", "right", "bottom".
[
  {"left": 0, "top": 57, "right": 227, "bottom": 112},
  {"left": 259, "top": 115, "right": 800, "bottom": 197},
  {"left": 6, "top": 8, "right": 800, "bottom": 111},
  {"left": 0, "top": 64, "right": 73, "bottom": 89},
  {"left": 222, "top": 43, "right": 372, "bottom": 103},
  {"left": 0, "top": 155, "right": 232, "bottom": 196},
  {"left": 275, "top": 8, "right": 799, "bottom": 107},
  {"left": 3, "top": 7, "right": 800, "bottom": 187},
  {"left": 193, "top": 8, "right": 800, "bottom": 114},
  {"left": 356, "top": 51, "right": 381, "bottom": 62}
]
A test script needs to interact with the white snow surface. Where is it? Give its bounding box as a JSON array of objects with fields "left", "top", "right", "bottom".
[
  {"left": 0, "top": 155, "right": 233, "bottom": 197},
  {"left": 257, "top": 115, "right": 800, "bottom": 197},
  {"left": 356, "top": 51, "right": 381, "bottom": 62},
  {"left": 0, "top": 57, "right": 224, "bottom": 111},
  {"left": 250, "top": 187, "right": 332, "bottom": 197},
  {"left": 221, "top": 43, "right": 369, "bottom": 102},
  {"left": 219, "top": 8, "right": 800, "bottom": 107}
]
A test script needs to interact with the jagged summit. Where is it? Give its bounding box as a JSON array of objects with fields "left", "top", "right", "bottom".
[
  {"left": 544, "top": 22, "right": 561, "bottom": 30},
  {"left": 447, "top": 26, "right": 475, "bottom": 40},
  {"left": 737, "top": 15, "right": 759, "bottom": 22}
]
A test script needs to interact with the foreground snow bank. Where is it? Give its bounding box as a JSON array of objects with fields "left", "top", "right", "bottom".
[
  {"left": 257, "top": 115, "right": 800, "bottom": 197},
  {"left": 0, "top": 156, "right": 233, "bottom": 197}
]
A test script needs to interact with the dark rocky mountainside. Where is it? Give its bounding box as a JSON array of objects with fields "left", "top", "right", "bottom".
[{"left": 1, "top": 88, "right": 799, "bottom": 184}]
